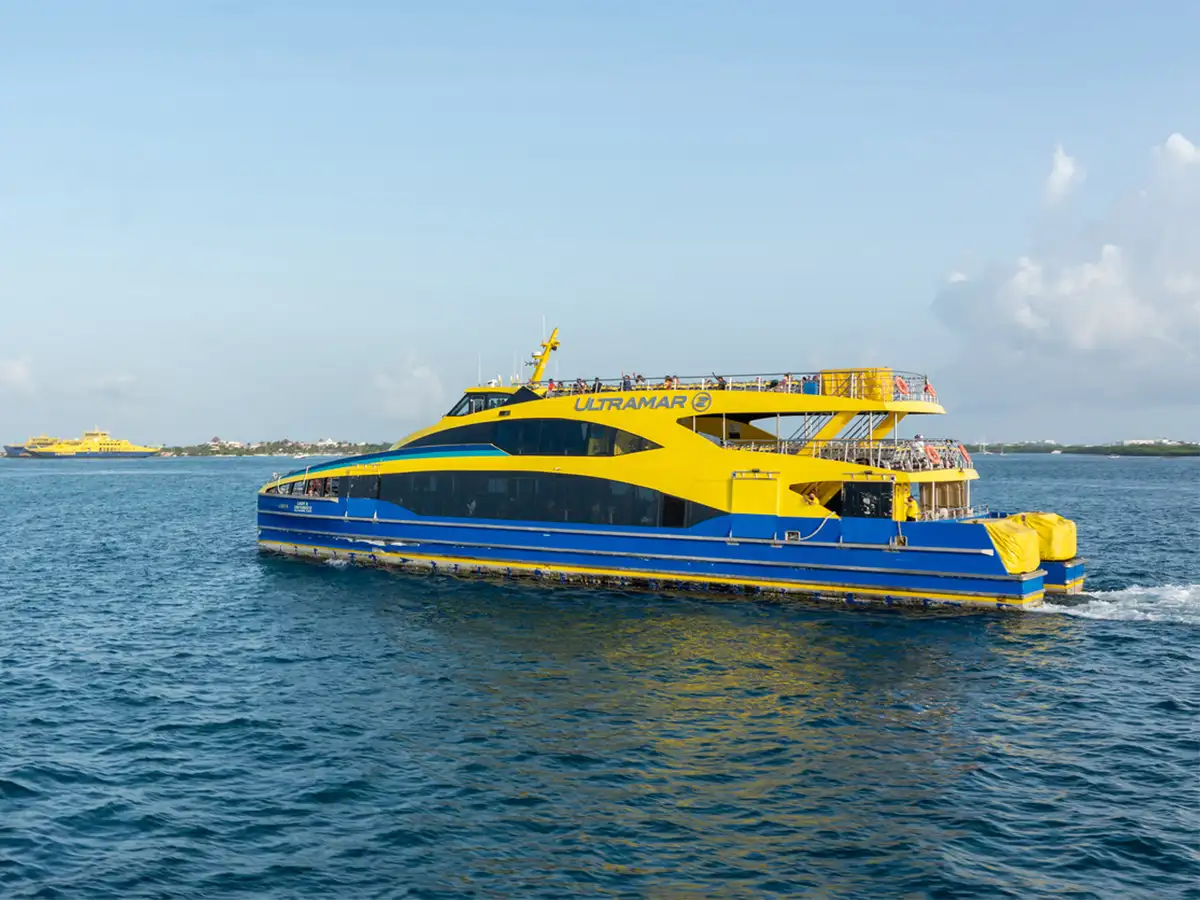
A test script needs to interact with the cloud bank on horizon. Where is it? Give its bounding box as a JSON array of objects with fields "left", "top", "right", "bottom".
[{"left": 933, "top": 132, "right": 1200, "bottom": 411}]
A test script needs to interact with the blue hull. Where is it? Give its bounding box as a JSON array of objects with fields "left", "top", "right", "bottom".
[
  {"left": 256, "top": 495, "right": 1046, "bottom": 609},
  {"left": 26, "top": 451, "right": 158, "bottom": 459},
  {"left": 3, "top": 445, "right": 27, "bottom": 458}
]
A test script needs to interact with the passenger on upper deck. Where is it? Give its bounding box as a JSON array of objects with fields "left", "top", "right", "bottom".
[
  {"left": 621, "top": 374, "right": 632, "bottom": 391},
  {"left": 592, "top": 377, "right": 602, "bottom": 393}
]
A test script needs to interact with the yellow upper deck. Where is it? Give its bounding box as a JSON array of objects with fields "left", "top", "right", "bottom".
[
  {"left": 268, "top": 331, "right": 973, "bottom": 521},
  {"left": 36, "top": 430, "right": 159, "bottom": 455}
]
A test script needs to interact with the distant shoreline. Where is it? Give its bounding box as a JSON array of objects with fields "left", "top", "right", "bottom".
[
  {"left": 159, "top": 442, "right": 392, "bottom": 458},
  {"left": 963, "top": 444, "right": 1199, "bottom": 458}
]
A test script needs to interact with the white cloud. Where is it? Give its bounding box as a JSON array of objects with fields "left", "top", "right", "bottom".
[
  {"left": 0, "top": 359, "right": 33, "bottom": 394},
  {"left": 934, "top": 132, "right": 1200, "bottom": 406},
  {"left": 371, "top": 360, "right": 446, "bottom": 421},
  {"left": 1160, "top": 132, "right": 1199, "bottom": 166},
  {"left": 1045, "top": 143, "right": 1084, "bottom": 202}
]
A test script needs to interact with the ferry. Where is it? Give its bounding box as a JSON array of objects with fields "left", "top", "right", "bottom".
[
  {"left": 4, "top": 435, "right": 62, "bottom": 458},
  {"left": 26, "top": 430, "right": 160, "bottom": 459},
  {"left": 256, "top": 330, "right": 1085, "bottom": 609}
]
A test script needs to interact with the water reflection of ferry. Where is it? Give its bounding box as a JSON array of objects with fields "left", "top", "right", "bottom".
[{"left": 257, "top": 330, "right": 1085, "bottom": 609}]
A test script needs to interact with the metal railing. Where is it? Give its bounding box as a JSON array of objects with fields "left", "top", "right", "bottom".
[
  {"left": 917, "top": 505, "right": 989, "bottom": 521},
  {"left": 719, "top": 438, "right": 973, "bottom": 472},
  {"left": 540, "top": 369, "right": 934, "bottom": 402}
]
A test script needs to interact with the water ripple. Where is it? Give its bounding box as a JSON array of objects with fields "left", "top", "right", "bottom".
[{"left": 1, "top": 457, "right": 1198, "bottom": 898}]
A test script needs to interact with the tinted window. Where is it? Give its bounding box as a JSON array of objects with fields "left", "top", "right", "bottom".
[
  {"left": 374, "top": 470, "right": 720, "bottom": 528},
  {"left": 407, "top": 418, "right": 658, "bottom": 457},
  {"left": 347, "top": 474, "right": 380, "bottom": 500},
  {"left": 278, "top": 481, "right": 293, "bottom": 495}
]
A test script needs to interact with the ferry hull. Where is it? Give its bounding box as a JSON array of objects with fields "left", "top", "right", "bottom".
[
  {"left": 25, "top": 450, "right": 158, "bottom": 459},
  {"left": 256, "top": 499, "right": 1048, "bottom": 610},
  {"left": 3, "top": 445, "right": 29, "bottom": 458},
  {"left": 1043, "top": 558, "right": 1086, "bottom": 595}
]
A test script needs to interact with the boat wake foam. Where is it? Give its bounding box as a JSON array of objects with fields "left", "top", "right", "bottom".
[{"left": 1042, "top": 583, "right": 1200, "bottom": 624}]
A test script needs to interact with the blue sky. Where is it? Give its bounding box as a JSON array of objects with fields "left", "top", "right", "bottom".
[{"left": 3, "top": 1, "right": 1199, "bottom": 444}]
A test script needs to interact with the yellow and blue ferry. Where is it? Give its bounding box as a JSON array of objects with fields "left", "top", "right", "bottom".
[
  {"left": 25, "top": 430, "right": 160, "bottom": 459},
  {"left": 257, "top": 330, "right": 1085, "bottom": 609},
  {"left": 4, "top": 435, "right": 61, "bottom": 458}
]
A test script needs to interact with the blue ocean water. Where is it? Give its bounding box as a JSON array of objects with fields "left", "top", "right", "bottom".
[{"left": 1, "top": 456, "right": 1197, "bottom": 899}]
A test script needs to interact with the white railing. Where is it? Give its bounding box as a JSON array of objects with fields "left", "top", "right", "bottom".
[
  {"left": 543, "top": 369, "right": 934, "bottom": 402},
  {"left": 721, "top": 438, "right": 974, "bottom": 472}
]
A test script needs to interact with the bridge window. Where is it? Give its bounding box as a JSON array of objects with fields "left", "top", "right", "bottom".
[
  {"left": 375, "top": 471, "right": 720, "bottom": 528},
  {"left": 446, "top": 392, "right": 512, "bottom": 417},
  {"left": 405, "top": 418, "right": 660, "bottom": 457}
]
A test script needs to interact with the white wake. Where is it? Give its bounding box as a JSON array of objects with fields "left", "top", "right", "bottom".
[{"left": 1042, "top": 583, "right": 1200, "bottom": 624}]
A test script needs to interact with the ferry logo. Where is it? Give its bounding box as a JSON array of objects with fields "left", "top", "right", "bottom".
[
  {"left": 691, "top": 391, "right": 713, "bottom": 412},
  {"left": 573, "top": 394, "right": 688, "bottom": 412}
]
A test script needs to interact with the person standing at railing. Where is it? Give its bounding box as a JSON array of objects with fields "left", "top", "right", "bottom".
[
  {"left": 621, "top": 373, "right": 632, "bottom": 391},
  {"left": 592, "top": 377, "right": 603, "bottom": 393}
]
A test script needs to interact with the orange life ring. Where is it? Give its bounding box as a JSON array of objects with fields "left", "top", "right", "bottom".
[
  {"left": 925, "top": 445, "right": 942, "bottom": 466},
  {"left": 958, "top": 443, "right": 972, "bottom": 466},
  {"left": 923, "top": 382, "right": 937, "bottom": 400},
  {"left": 894, "top": 375, "right": 909, "bottom": 396}
]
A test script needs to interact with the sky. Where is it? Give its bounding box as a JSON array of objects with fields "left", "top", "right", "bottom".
[{"left": 2, "top": 1, "right": 1199, "bottom": 445}]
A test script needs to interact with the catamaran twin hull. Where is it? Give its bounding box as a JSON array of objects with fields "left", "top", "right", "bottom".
[{"left": 257, "top": 332, "right": 1084, "bottom": 609}]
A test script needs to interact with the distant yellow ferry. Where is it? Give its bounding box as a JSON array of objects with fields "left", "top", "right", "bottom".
[
  {"left": 4, "top": 435, "right": 61, "bottom": 458},
  {"left": 23, "top": 430, "right": 160, "bottom": 459}
]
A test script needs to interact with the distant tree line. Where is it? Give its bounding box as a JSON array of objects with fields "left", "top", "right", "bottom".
[
  {"left": 963, "top": 443, "right": 1199, "bottom": 458},
  {"left": 164, "top": 440, "right": 392, "bottom": 457}
]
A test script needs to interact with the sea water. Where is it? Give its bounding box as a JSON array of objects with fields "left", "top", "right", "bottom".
[{"left": 1, "top": 456, "right": 1196, "bottom": 898}]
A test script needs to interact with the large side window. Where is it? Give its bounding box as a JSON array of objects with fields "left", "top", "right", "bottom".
[
  {"left": 347, "top": 474, "right": 381, "bottom": 499},
  {"left": 375, "top": 471, "right": 720, "bottom": 528}
]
